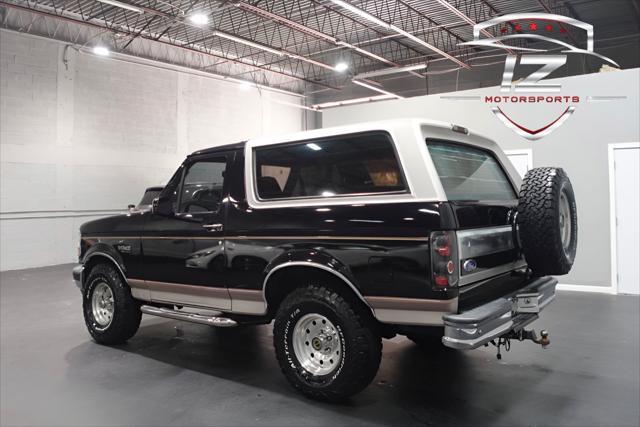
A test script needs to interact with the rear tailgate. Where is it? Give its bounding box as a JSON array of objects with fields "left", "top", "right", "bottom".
[{"left": 426, "top": 140, "right": 529, "bottom": 308}]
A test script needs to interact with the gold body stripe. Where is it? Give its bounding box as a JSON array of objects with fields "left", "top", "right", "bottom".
[
  {"left": 365, "top": 295, "right": 456, "bottom": 311},
  {"left": 83, "top": 235, "right": 428, "bottom": 242}
]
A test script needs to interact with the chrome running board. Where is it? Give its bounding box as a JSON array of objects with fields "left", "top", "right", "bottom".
[{"left": 140, "top": 305, "right": 237, "bottom": 327}]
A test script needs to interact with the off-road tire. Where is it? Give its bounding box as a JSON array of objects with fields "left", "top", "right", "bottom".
[
  {"left": 517, "top": 167, "right": 578, "bottom": 276},
  {"left": 273, "top": 285, "right": 382, "bottom": 401},
  {"left": 83, "top": 263, "right": 141, "bottom": 344}
]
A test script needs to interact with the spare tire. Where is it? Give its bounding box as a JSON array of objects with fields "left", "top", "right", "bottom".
[{"left": 517, "top": 167, "right": 577, "bottom": 276}]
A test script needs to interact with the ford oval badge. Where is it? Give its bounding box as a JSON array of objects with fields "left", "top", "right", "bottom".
[{"left": 463, "top": 259, "right": 477, "bottom": 273}]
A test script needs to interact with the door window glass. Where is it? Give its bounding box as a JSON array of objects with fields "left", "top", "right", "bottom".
[{"left": 178, "top": 158, "right": 226, "bottom": 213}]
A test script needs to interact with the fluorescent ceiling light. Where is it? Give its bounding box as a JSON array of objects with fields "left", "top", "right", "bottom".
[
  {"left": 189, "top": 13, "right": 209, "bottom": 25},
  {"left": 96, "top": 0, "right": 143, "bottom": 14},
  {"left": 334, "top": 61, "right": 349, "bottom": 72},
  {"left": 347, "top": 44, "right": 395, "bottom": 66},
  {"left": 215, "top": 31, "right": 284, "bottom": 56},
  {"left": 288, "top": 53, "right": 335, "bottom": 70},
  {"left": 311, "top": 94, "right": 395, "bottom": 109},
  {"left": 306, "top": 143, "right": 322, "bottom": 151},
  {"left": 352, "top": 80, "right": 403, "bottom": 99},
  {"left": 93, "top": 46, "right": 110, "bottom": 56},
  {"left": 329, "top": 0, "right": 469, "bottom": 69},
  {"left": 330, "top": 0, "right": 390, "bottom": 29},
  {"left": 355, "top": 63, "right": 427, "bottom": 79}
]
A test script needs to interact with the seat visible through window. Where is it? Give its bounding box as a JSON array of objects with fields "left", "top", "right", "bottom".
[{"left": 258, "top": 176, "right": 284, "bottom": 199}]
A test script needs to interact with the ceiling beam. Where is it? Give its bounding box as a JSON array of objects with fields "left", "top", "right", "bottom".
[
  {"left": 123, "top": 2, "right": 340, "bottom": 72},
  {"left": 235, "top": 2, "right": 391, "bottom": 67},
  {"left": 221, "top": 0, "right": 432, "bottom": 80},
  {"left": 434, "top": 0, "right": 514, "bottom": 54},
  {"left": 328, "top": 0, "right": 470, "bottom": 68},
  {"left": 0, "top": 1, "right": 339, "bottom": 91},
  {"left": 536, "top": 0, "right": 580, "bottom": 46}
]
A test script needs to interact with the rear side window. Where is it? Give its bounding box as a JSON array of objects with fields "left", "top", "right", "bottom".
[
  {"left": 254, "top": 132, "right": 406, "bottom": 200},
  {"left": 427, "top": 140, "right": 516, "bottom": 201}
]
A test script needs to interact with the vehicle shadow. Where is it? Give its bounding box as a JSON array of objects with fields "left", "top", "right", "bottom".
[{"left": 64, "top": 319, "right": 558, "bottom": 426}]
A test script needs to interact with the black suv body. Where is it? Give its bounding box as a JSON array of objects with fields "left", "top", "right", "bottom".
[{"left": 73, "top": 119, "right": 577, "bottom": 400}]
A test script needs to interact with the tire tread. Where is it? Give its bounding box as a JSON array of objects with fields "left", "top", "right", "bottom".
[
  {"left": 273, "top": 285, "right": 381, "bottom": 401},
  {"left": 83, "top": 263, "right": 141, "bottom": 345},
  {"left": 517, "top": 167, "right": 577, "bottom": 275}
]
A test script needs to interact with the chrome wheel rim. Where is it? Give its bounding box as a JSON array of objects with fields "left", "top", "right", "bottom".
[
  {"left": 91, "top": 282, "right": 114, "bottom": 330},
  {"left": 292, "top": 313, "right": 342, "bottom": 376},
  {"left": 559, "top": 190, "right": 572, "bottom": 252}
]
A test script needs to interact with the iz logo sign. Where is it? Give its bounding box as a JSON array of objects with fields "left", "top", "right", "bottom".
[{"left": 500, "top": 55, "right": 567, "bottom": 93}]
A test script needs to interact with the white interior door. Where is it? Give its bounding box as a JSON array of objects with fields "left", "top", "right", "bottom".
[
  {"left": 613, "top": 145, "right": 640, "bottom": 295},
  {"left": 505, "top": 150, "right": 533, "bottom": 178}
]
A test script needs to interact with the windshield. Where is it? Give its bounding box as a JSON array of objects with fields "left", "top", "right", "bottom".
[{"left": 427, "top": 140, "right": 516, "bottom": 201}]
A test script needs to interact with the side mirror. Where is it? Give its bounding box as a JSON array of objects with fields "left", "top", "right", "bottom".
[
  {"left": 151, "top": 196, "right": 173, "bottom": 216},
  {"left": 128, "top": 204, "right": 136, "bottom": 212}
]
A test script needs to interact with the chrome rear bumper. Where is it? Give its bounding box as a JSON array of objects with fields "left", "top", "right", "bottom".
[{"left": 442, "top": 276, "right": 557, "bottom": 350}]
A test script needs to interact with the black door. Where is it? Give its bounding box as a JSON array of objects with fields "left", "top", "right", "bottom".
[{"left": 141, "top": 152, "right": 232, "bottom": 309}]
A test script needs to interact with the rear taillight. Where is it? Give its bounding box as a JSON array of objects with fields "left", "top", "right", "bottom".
[{"left": 430, "top": 230, "right": 459, "bottom": 290}]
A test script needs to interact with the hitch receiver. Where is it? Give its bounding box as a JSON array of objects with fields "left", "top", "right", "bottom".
[
  {"left": 518, "top": 329, "right": 550, "bottom": 348},
  {"left": 489, "top": 329, "right": 550, "bottom": 360}
]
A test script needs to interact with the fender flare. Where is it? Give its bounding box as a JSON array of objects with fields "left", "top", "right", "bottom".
[
  {"left": 261, "top": 249, "right": 373, "bottom": 314},
  {"left": 82, "top": 243, "right": 128, "bottom": 285}
]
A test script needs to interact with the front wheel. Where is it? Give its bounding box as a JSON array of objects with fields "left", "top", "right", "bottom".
[
  {"left": 273, "top": 285, "right": 381, "bottom": 401},
  {"left": 83, "top": 263, "right": 141, "bottom": 344}
]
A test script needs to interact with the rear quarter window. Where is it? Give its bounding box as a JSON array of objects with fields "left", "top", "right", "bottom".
[
  {"left": 427, "top": 140, "right": 516, "bottom": 201},
  {"left": 254, "top": 132, "right": 407, "bottom": 200}
]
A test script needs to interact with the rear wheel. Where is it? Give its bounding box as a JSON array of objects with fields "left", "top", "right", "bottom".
[
  {"left": 517, "top": 167, "right": 578, "bottom": 276},
  {"left": 273, "top": 285, "right": 381, "bottom": 401},
  {"left": 83, "top": 263, "right": 141, "bottom": 344}
]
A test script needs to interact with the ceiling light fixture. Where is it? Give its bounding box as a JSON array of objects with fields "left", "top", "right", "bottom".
[
  {"left": 334, "top": 61, "right": 349, "bottom": 72},
  {"left": 189, "top": 13, "right": 209, "bottom": 26},
  {"left": 352, "top": 80, "right": 403, "bottom": 99},
  {"left": 311, "top": 94, "right": 395, "bottom": 109},
  {"left": 93, "top": 46, "right": 110, "bottom": 56},
  {"left": 96, "top": 0, "right": 143, "bottom": 14},
  {"left": 329, "top": 0, "right": 469, "bottom": 69},
  {"left": 214, "top": 31, "right": 284, "bottom": 56},
  {"left": 355, "top": 63, "right": 427, "bottom": 79},
  {"left": 347, "top": 44, "right": 395, "bottom": 66},
  {"left": 307, "top": 143, "right": 323, "bottom": 151}
]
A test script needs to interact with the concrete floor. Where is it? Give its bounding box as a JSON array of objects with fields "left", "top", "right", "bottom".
[{"left": 1, "top": 264, "right": 638, "bottom": 427}]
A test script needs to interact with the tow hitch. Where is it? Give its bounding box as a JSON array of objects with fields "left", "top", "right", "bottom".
[{"left": 488, "top": 329, "right": 550, "bottom": 360}]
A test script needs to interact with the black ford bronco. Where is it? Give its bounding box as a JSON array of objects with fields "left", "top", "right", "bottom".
[{"left": 73, "top": 119, "right": 577, "bottom": 401}]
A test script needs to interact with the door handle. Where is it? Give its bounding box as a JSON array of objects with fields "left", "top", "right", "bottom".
[{"left": 202, "top": 223, "right": 224, "bottom": 232}]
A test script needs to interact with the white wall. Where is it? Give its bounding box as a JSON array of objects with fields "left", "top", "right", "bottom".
[
  {"left": 323, "top": 69, "right": 640, "bottom": 289},
  {"left": 0, "top": 30, "right": 303, "bottom": 271}
]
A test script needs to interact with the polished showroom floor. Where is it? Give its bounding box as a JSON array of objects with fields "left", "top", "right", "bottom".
[{"left": 1, "top": 264, "right": 638, "bottom": 426}]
